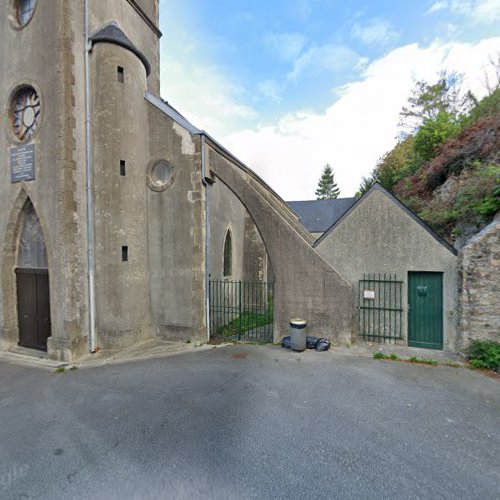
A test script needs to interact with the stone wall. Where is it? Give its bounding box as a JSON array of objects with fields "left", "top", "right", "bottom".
[{"left": 458, "top": 216, "right": 500, "bottom": 347}]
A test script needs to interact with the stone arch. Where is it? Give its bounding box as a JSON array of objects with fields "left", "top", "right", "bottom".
[
  {"left": 0, "top": 189, "right": 52, "bottom": 350},
  {"left": 208, "top": 146, "right": 354, "bottom": 342}
]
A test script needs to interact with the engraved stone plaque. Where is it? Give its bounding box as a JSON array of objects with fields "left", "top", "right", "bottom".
[{"left": 11, "top": 144, "right": 35, "bottom": 183}]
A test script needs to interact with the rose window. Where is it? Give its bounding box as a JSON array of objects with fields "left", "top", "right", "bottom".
[{"left": 10, "top": 86, "right": 41, "bottom": 142}]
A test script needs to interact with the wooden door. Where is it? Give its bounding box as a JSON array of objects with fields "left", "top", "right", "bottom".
[
  {"left": 16, "top": 268, "right": 51, "bottom": 351},
  {"left": 408, "top": 272, "right": 443, "bottom": 350}
]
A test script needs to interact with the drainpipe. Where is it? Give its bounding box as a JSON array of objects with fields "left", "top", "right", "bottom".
[
  {"left": 200, "top": 134, "right": 210, "bottom": 341},
  {"left": 84, "top": 0, "right": 97, "bottom": 353}
]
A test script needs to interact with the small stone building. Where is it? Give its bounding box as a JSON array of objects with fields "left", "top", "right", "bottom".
[{"left": 314, "top": 184, "right": 458, "bottom": 351}]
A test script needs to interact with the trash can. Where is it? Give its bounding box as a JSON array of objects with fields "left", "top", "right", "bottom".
[{"left": 290, "top": 318, "right": 307, "bottom": 352}]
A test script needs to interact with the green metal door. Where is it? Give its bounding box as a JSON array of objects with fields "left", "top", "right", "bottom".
[{"left": 408, "top": 272, "right": 443, "bottom": 350}]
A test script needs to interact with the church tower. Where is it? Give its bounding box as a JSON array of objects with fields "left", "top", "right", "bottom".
[{"left": 0, "top": 1, "right": 165, "bottom": 360}]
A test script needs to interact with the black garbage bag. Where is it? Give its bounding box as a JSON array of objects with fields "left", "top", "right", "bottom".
[
  {"left": 306, "top": 336, "right": 319, "bottom": 349},
  {"left": 281, "top": 336, "right": 291, "bottom": 349},
  {"left": 316, "top": 338, "right": 331, "bottom": 352}
]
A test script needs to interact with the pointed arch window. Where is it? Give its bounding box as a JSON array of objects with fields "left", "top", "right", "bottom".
[
  {"left": 17, "top": 200, "right": 47, "bottom": 269},
  {"left": 223, "top": 230, "right": 232, "bottom": 277},
  {"left": 15, "top": 0, "right": 37, "bottom": 28}
]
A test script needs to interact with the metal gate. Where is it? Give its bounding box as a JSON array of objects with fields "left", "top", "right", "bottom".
[
  {"left": 209, "top": 280, "right": 274, "bottom": 343},
  {"left": 358, "top": 273, "right": 403, "bottom": 343}
]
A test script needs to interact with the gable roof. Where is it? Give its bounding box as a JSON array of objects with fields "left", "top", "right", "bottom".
[
  {"left": 313, "top": 183, "right": 458, "bottom": 255},
  {"left": 90, "top": 22, "right": 151, "bottom": 76},
  {"left": 287, "top": 198, "right": 357, "bottom": 233}
]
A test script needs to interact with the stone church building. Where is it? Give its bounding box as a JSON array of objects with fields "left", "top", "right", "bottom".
[{"left": 1, "top": 0, "right": 463, "bottom": 362}]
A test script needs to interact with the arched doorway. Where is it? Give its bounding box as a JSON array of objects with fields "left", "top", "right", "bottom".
[{"left": 15, "top": 200, "right": 51, "bottom": 351}]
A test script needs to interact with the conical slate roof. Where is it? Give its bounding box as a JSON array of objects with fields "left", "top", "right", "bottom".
[{"left": 90, "top": 22, "right": 151, "bottom": 76}]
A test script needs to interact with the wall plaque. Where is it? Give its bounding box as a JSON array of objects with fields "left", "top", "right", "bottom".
[{"left": 11, "top": 144, "right": 35, "bottom": 183}]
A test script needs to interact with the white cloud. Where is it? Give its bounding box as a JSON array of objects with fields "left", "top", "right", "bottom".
[
  {"left": 471, "top": 0, "right": 500, "bottom": 21},
  {"left": 427, "top": 0, "right": 500, "bottom": 22},
  {"left": 287, "top": 44, "right": 366, "bottom": 81},
  {"left": 161, "top": 55, "right": 257, "bottom": 137},
  {"left": 220, "top": 37, "right": 500, "bottom": 200},
  {"left": 264, "top": 33, "right": 309, "bottom": 62},
  {"left": 351, "top": 18, "right": 399, "bottom": 46},
  {"left": 257, "top": 79, "right": 284, "bottom": 103},
  {"left": 427, "top": 1, "right": 450, "bottom": 14}
]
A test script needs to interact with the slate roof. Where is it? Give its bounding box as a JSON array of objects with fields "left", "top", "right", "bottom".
[
  {"left": 287, "top": 198, "right": 357, "bottom": 233},
  {"left": 90, "top": 22, "right": 151, "bottom": 76}
]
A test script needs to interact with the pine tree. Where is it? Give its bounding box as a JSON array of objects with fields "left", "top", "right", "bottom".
[{"left": 315, "top": 164, "right": 340, "bottom": 200}]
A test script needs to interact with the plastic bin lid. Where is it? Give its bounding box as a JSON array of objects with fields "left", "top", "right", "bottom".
[{"left": 290, "top": 318, "right": 307, "bottom": 327}]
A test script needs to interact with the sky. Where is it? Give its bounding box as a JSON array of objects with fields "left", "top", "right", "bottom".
[{"left": 158, "top": 0, "right": 500, "bottom": 200}]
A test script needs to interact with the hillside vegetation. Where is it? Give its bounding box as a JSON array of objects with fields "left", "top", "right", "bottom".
[{"left": 359, "top": 67, "right": 500, "bottom": 247}]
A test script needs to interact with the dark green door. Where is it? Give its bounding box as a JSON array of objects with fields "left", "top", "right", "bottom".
[{"left": 408, "top": 272, "right": 443, "bottom": 350}]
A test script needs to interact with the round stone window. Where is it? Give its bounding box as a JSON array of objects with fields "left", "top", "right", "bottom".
[
  {"left": 147, "top": 160, "right": 175, "bottom": 191},
  {"left": 10, "top": 85, "right": 41, "bottom": 142},
  {"left": 14, "top": 0, "right": 37, "bottom": 28}
]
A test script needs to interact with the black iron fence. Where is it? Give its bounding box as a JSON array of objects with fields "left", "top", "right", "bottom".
[
  {"left": 358, "top": 273, "right": 403, "bottom": 343},
  {"left": 209, "top": 280, "right": 274, "bottom": 343}
]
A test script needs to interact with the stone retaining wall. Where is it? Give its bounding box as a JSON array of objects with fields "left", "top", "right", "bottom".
[{"left": 458, "top": 215, "right": 500, "bottom": 348}]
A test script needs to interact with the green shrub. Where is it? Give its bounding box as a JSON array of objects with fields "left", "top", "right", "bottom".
[
  {"left": 469, "top": 87, "right": 500, "bottom": 122},
  {"left": 466, "top": 340, "right": 500, "bottom": 372},
  {"left": 373, "top": 352, "right": 399, "bottom": 361},
  {"left": 413, "top": 111, "right": 462, "bottom": 165},
  {"left": 408, "top": 356, "right": 438, "bottom": 366}
]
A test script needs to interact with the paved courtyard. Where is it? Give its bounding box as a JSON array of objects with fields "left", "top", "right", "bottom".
[{"left": 0, "top": 345, "right": 499, "bottom": 500}]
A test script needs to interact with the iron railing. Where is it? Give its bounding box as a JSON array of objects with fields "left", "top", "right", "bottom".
[
  {"left": 358, "top": 273, "right": 403, "bottom": 343},
  {"left": 209, "top": 280, "right": 274, "bottom": 343}
]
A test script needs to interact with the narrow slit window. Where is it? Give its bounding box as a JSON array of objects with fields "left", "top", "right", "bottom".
[
  {"left": 121, "top": 246, "right": 128, "bottom": 262},
  {"left": 120, "top": 160, "right": 126, "bottom": 177},
  {"left": 117, "top": 66, "right": 124, "bottom": 83},
  {"left": 223, "top": 230, "right": 232, "bottom": 277}
]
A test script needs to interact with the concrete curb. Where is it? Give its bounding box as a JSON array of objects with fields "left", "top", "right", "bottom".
[{"left": 0, "top": 352, "right": 68, "bottom": 371}]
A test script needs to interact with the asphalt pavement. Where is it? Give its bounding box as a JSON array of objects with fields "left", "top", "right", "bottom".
[{"left": 0, "top": 345, "right": 499, "bottom": 500}]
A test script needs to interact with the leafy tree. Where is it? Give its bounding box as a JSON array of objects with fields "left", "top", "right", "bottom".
[
  {"left": 315, "top": 164, "right": 340, "bottom": 200},
  {"left": 470, "top": 86, "right": 500, "bottom": 122},
  {"left": 375, "top": 136, "right": 416, "bottom": 191},
  {"left": 399, "top": 72, "right": 474, "bottom": 135},
  {"left": 356, "top": 175, "right": 376, "bottom": 198},
  {"left": 356, "top": 136, "right": 416, "bottom": 197},
  {"left": 470, "top": 54, "right": 500, "bottom": 122},
  {"left": 412, "top": 110, "right": 462, "bottom": 165}
]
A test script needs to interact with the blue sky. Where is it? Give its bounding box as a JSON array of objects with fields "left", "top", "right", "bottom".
[{"left": 159, "top": 0, "right": 500, "bottom": 198}]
